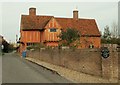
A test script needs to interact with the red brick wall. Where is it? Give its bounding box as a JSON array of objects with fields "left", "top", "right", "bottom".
[{"left": 79, "top": 37, "right": 101, "bottom": 48}]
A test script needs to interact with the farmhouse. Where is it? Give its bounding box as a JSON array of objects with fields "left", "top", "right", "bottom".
[{"left": 20, "top": 7, "right": 101, "bottom": 52}]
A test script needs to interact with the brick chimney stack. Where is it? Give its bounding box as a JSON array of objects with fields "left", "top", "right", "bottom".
[
  {"left": 73, "top": 8, "right": 78, "bottom": 19},
  {"left": 29, "top": 7, "right": 36, "bottom": 16}
]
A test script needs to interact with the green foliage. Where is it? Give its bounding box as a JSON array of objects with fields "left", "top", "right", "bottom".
[
  {"left": 101, "top": 25, "right": 120, "bottom": 44},
  {"left": 27, "top": 43, "right": 45, "bottom": 50},
  {"left": 101, "top": 38, "right": 111, "bottom": 44},
  {"left": 8, "top": 44, "right": 15, "bottom": 51},
  {"left": 101, "top": 38, "right": 120, "bottom": 44},
  {"left": 103, "top": 25, "right": 111, "bottom": 39},
  {"left": 59, "top": 28, "right": 80, "bottom": 47}
]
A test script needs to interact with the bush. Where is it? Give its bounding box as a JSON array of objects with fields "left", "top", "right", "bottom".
[
  {"left": 59, "top": 28, "right": 80, "bottom": 47},
  {"left": 27, "top": 43, "right": 45, "bottom": 50},
  {"left": 101, "top": 38, "right": 120, "bottom": 44}
]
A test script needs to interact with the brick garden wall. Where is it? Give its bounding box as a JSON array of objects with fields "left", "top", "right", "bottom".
[
  {"left": 118, "top": 46, "right": 120, "bottom": 80},
  {"left": 118, "top": 51, "right": 120, "bottom": 80},
  {"left": 101, "top": 44, "right": 118, "bottom": 79},
  {"left": 27, "top": 44, "right": 118, "bottom": 79},
  {"left": 27, "top": 48, "right": 102, "bottom": 76}
]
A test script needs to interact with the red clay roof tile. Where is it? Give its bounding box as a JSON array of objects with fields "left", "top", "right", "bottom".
[
  {"left": 55, "top": 18, "right": 101, "bottom": 36},
  {"left": 20, "top": 15, "right": 101, "bottom": 36},
  {"left": 21, "top": 15, "right": 53, "bottom": 30}
]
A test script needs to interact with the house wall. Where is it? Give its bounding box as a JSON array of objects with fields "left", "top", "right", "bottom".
[
  {"left": 40, "top": 31, "right": 44, "bottom": 42},
  {"left": 20, "top": 31, "right": 101, "bottom": 53},
  {"left": 79, "top": 37, "right": 101, "bottom": 48},
  {"left": 44, "top": 29, "right": 60, "bottom": 41},
  {"left": 20, "top": 30, "right": 40, "bottom": 43},
  {"left": 45, "top": 42, "right": 58, "bottom": 47},
  {"left": 20, "top": 30, "right": 40, "bottom": 53},
  {"left": 44, "top": 18, "right": 61, "bottom": 45}
]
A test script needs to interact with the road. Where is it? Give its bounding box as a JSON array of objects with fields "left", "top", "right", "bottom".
[
  {"left": 0, "top": 53, "right": 2, "bottom": 84},
  {"left": 2, "top": 53, "right": 71, "bottom": 83}
]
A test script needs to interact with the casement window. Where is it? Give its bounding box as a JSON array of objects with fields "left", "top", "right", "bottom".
[{"left": 49, "top": 28, "right": 57, "bottom": 32}]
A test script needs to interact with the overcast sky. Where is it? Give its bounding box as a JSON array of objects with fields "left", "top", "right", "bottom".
[{"left": 0, "top": 1, "right": 119, "bottom": 42}]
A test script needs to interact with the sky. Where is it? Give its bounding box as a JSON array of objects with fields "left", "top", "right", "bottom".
[
  {"left": 118, "top": 1, "right": 120, "bottom": 35},
  {"left": 0, "top": 1, "right": 119, "bottom": 43}
]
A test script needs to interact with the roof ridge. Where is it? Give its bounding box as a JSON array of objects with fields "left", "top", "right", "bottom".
[
  {"left": 21, "top": 15, "right": 95, "bottom": 20},
  {"left": 36, "top": 15, "right": 54, "bottom": 17},
  {"left": 55, "top": 17, "right": 95, "bottom": 20},
  {"left": 21, "top": 15, "right": 53, "bottom": 17}
]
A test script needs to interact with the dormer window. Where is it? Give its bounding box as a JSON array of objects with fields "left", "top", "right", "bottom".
[{"left": 50, "top": 28, "right": 57, "bottom": 32}]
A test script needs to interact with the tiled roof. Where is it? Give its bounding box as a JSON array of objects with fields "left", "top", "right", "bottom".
[
  {"left": 21, "top": 15, "right": 53, "bottom": 30},
  {"left": 21, "top": 15, "right": 101, "bottom": 36},
  {"left": 55, "top": 18, "right": 101, "bottom": 36}
]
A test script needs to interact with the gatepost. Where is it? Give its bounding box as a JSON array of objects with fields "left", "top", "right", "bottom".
[{"left": 102, "top": 45, "right": 118, "bottom": 82}]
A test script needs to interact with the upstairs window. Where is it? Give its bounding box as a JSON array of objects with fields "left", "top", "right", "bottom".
[{"left": 50, "top": 28, "right": 57, "bottom": 32}]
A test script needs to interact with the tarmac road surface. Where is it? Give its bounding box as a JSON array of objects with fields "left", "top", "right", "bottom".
[{"left": 2, "top": 53, "right": 71, "bottom": 83}]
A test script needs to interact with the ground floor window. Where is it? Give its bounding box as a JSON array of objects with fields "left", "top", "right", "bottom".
[
  {"left": 26, "top": 43, "right": 40, "bottom": 50},
  {"left": 89, "top": 44, "right": 94, "bottom": 48},
  {"left": 27, "top": 43, "right": 35, "bottom": 46},
  {"left": 26, "top": 43, "right": 40, "bottom": 47}
]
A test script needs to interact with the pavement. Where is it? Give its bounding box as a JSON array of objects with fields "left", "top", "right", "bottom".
[{"left": 2, "top": 53, "right": 71, "bottom": 83}]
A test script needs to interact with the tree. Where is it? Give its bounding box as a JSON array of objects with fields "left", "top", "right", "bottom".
[
  {"left": 103, "top": 25, "right": 111, "bottom": 39},
  {"left": 111, "top": 21, "right": 118, "bottom": 38},
  {"left": 59, "top": 28, "right": 80, "bottom": 47},
  {"left": 102, "top": 24, "right": 120, "bottom": 44}
]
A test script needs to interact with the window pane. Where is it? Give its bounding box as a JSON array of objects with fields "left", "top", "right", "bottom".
[{"left": 50, "top": 28, "right": 56, "bottom": 32}]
